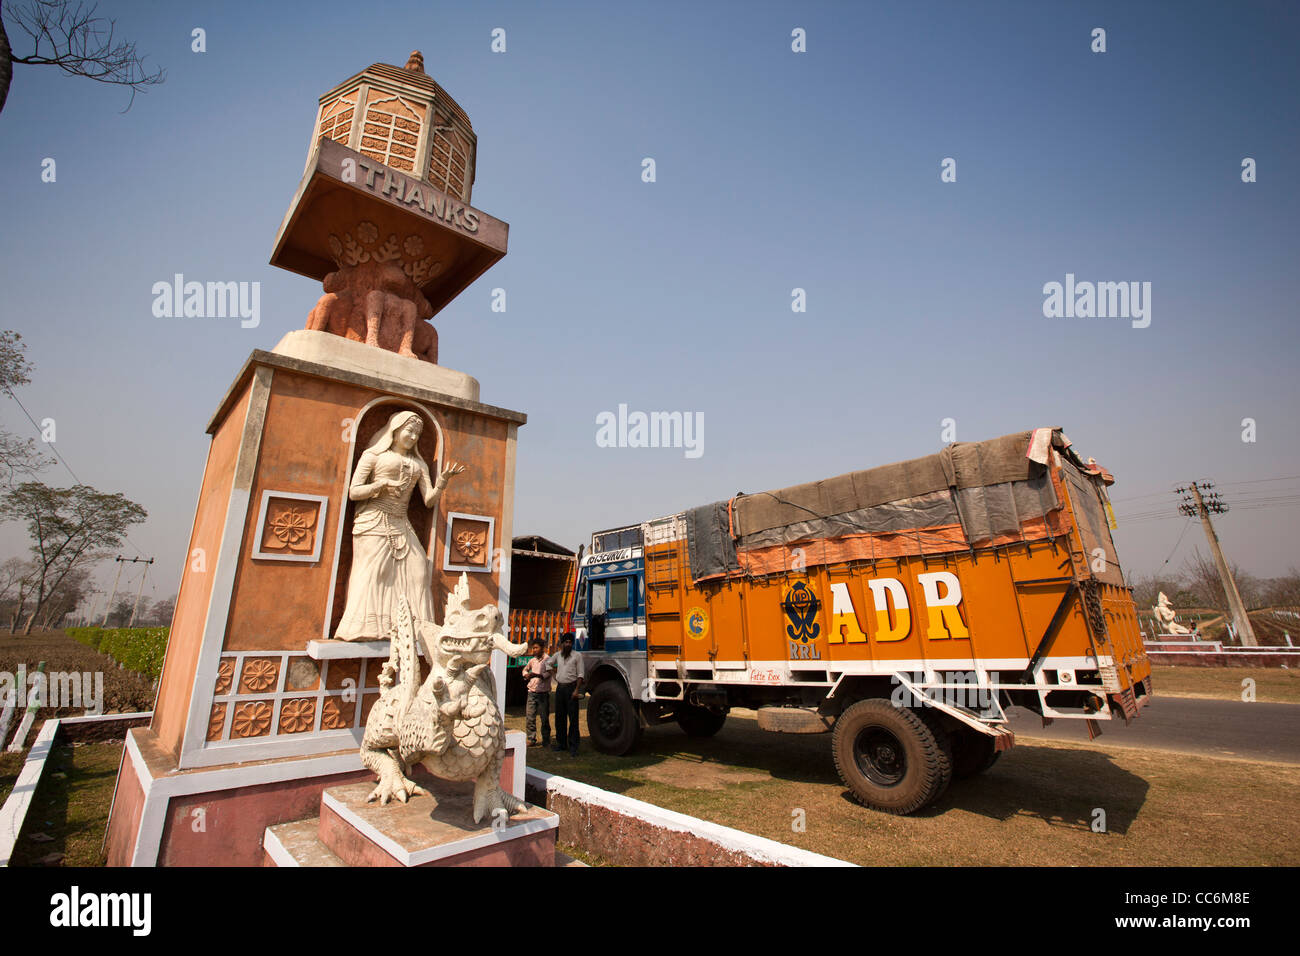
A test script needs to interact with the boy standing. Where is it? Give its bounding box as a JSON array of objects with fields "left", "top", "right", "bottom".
[{"left": 521, "top": 639, "right": 554, "bottom": 747}]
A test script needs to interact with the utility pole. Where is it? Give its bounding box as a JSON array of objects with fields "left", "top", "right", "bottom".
[
  {"left": 128, "top": 557, "right": 155, "bottom": 626},
  {"left": 101, "top": 555, "right": 125, "bottom": 626},
  {"left": 1176, "top": 481, "right": 1257, "bottom": 646},
  {"left": 101, "top": 556, "right": 153, "bottom": 627}
]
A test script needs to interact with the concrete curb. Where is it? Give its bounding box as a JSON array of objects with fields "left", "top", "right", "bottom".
[{"left": 526, "top": 767, "right": 856, "bottom": 867}]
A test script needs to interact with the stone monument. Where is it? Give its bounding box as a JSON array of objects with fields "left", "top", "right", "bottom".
[
  {"left": 1153, "top": 592, "right": 1191, "bottom": 635},
  {"left": 105, "top": 52, "right": 556, "bottom": 866}
]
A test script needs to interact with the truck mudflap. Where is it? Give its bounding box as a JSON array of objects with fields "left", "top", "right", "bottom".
[{"left": 890, "top": 672, "right": 1016, "bottom": 752}]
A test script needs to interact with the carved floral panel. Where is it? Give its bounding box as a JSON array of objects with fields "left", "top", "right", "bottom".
[
  {"left": 253, "top": 491, "right": 329, "bottom": 562},
  {"left": 230, "top": 701, "right": 274, "bottom": 738}
]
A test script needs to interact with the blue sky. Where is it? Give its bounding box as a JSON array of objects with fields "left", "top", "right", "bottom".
[{"left": 1, "top": 0, "right": 1297, "bottom": 604}]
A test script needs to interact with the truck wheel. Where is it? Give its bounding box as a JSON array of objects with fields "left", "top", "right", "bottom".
[
  {"left": 832, "top": 699, "right": 953, "bottom": 815},
  {"left": 951, "top": 727, "right": 1000, "bottom": 778},
  {"left": 587, "top": 681, "right": 641, "bottom": 755},
  {"left": 676, "top": 705, "right": 727, "bottom": 738}
]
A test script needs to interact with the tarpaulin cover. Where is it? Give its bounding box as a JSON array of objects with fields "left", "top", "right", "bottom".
[
  {"left": 687, "top": 429, "right": 1097, "bottom": 583},
  {"left": 685, "top": 501, "right": 740, "bottom": 583}
]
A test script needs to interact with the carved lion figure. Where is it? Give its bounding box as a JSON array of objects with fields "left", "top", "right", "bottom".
[{"left": 306, "top": 260, "right": 439, "bottom": 364}]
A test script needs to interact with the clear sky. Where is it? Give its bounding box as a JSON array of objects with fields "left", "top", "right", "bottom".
[{"left": 1, "top": 0, "right": 1297, "bottom": 607}]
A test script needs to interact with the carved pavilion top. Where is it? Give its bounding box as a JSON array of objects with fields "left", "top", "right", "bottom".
[{"left": 312, "top": 50, "right": 477, "bottom": 203}]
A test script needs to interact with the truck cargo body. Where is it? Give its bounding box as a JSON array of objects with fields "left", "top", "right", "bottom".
[{"left": 572, "top": 428, "right": 1152, "bottom": 813}]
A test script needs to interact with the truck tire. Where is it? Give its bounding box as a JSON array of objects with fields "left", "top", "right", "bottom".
[
  {"left": 832, "top": 699, "right": 953, "bottom": 815},
  {"left": 676, "top": 704, "right": 727, "bottom": 738},
  {"left": 587, "top": 681, "right": 641, "bottom": 755},
  {"left": 915, "top": 708, "right": 954, "bottom": 797},
  {"left": 951, "top": 727, "right": 1000, "bottom": 778}
]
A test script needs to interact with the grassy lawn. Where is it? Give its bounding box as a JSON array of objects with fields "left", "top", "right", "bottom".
[
  {"left": 508, "top": 705, "right": 1298, "bottom": 866},
  {"left": 0, "top": 750, "right": 24, "bottom": 805},
  {"left": 6, "top": 740, "right": 124, "bottom": 867},
  {"left": 1152, "top": 664, "right": 1300, "bottom": 704}
]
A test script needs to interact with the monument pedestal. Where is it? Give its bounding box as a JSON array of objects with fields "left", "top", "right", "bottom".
[
  {"left": 105, "top": 332, "right": 527, "bottom": 866},
  {"left": 264, "top": 781, "right": 558, "bottom": 867},
  {"left": 106, "top": 50, "right": 531, "bottom": 868}
]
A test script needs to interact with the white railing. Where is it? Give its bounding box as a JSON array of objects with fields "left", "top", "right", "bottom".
[{"left": 1144, "top": 640, "right": 1298, "bottom": 654}]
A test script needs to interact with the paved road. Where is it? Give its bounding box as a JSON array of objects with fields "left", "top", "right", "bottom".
[{"left": 1007, "top": 696, "right": 1300, "bottom": 764}]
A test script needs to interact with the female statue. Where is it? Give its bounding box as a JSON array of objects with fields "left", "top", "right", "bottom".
[{"left": 335, "top": 409, "right": 465, "bottom": 640}]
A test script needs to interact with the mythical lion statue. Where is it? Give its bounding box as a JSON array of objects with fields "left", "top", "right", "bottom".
[{"left": 360, "top": 574, "right": 529, "bottom": 823}]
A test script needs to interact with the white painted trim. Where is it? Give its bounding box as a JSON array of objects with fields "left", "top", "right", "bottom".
[
  {"left": 650, "top": 655, "right": 1102, "bottom": 679},
  {"left": 527, "top": 769, "right": 856, "bottom": 868},
  {"left": 179, "top": 366, "right": 274, "bottom": 768},
  {"left": 0, "top": 703, "right": 14, "bottom": 749},
  {"left": 58, "top": 711, "right": 152, "bottom": 726},
  {"left": 320, "top": 789, "right": 557, "bottom": 867},
  {"left": 307, "top": 640, "right": 393, "bottom": 660},
  {"left": 4, "top": 710, "right": 37, "bottom": 753},
  {"left": 123, "top": 731, "right": 527, "bottom": 865},
  {"left": 321, "top": 397, "right": 446, "bottom": 641},
  {"left": 251, "top": 489, "right": 330, "bottom": 562},
  {"left": 443, "top": 511, "right": 496, "bottom": 574},
  {"left": 494, "top": 423, "right": 519, "bottom": 716},
  {"left": 183, "top": 728, "right": 365, "bottom": 768},
  {"left": 262, "top": 826, "right": 299, "bottom": 868},
  {"left": 0, "top": 718, "right": 60, "bottom": 866},
  {"left": 505, "top": 730, "right": 525, "bottom": 798},
  {"left": 128, "top": 731, "right": 365, "bottom": 866}
]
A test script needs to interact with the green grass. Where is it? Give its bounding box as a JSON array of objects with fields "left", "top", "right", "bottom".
[
  {"left": 0, "top": 750, "right": 25, "bottom": 806},
  {"left": 7, "top": 740, "right": 125, "bottom": 867}
]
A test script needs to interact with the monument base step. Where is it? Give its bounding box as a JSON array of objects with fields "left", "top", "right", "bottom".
[
  {"left": 264, "top": 779, "right": 558, "bottom": 867},
  {"left": 264, "top": 818, "right": 347, "bottom": 867}
]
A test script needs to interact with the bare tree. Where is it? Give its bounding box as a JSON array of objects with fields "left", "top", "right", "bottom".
[
  {"left": 1263, "top": 569, "right": 1300, "bottom": 608},
  {"left": 37, "top": 563, "right": 91, "bottom": 628},
  {"left": 1182, "top": 549, "right": 1263, "bottom": 612},
  {"left": 0, "top": 331, "right": 54, "bottom": 485},
  {"left": 0, "top": 555, "right": 35, "bottom": 630},
  {"left": 0, "top": 481, "right": 147, "bottom": 633},
  {"left": 0, "top": 0, "right": 165, "bottom": 114},
  {"left": 146, "top": 594, "right": 175, "bottom": 627}
]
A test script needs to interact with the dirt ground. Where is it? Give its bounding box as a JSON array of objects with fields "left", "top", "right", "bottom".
[{"left": 508, "top": 704, "right": 1299, "bottom": 866}]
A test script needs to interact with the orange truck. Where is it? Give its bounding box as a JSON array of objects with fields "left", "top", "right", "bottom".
[{"left": 570, "top": 427, "right": 1152, "bottom": 813}]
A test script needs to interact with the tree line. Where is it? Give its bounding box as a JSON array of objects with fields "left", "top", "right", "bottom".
[
  {"left": 1129, "top": 551, "right": 1300, "bottom": 613},
  {"left": 0, "top": 330, "right": 150, "bottom": 633}
]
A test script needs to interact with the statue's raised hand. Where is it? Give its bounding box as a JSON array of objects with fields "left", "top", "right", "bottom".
[{"left": 440, "top": 462, "right": 467, "bottom": 483}]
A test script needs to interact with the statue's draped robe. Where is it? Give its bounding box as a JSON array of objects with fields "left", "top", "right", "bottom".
[{"left": 336, "top": 448, "right": 437, "bottom": 640}]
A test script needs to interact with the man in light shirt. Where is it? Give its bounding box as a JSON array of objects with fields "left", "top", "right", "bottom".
[
  {"left": 548, "top": 632, "right": 585, "bottom": 755},
  {"left": 521, "top": 639, "right": 554, "bottom": 747}
]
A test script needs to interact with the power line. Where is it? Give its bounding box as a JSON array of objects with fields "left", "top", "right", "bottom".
[
  {"left": 2, "top": 383, "right": 147, "bottom": 560},
  {"left": 1157, "top": 518, "right": 1194, "bottom": 569},
  {"left": 2, "top": 384, "right": 83, "bottom": 485},
  {"left": 1111, "top": 474, "right": 1300, "bottom": 505}
]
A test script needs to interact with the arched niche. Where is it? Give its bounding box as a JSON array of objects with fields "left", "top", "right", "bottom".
[{"left": 327, "top": 399, "right": 445, "bottom": 639}]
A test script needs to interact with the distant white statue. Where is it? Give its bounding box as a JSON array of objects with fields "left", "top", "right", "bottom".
[
  {"left": 1153, "top": 591, "right": 1191, "bottom": 635},
  {"left": 335, "top": 409, "right": 464, "bottom": 641}
]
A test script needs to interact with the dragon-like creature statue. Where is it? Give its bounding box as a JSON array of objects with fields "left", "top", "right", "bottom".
[{"left": 361, "top": 573, "right": 530, "bottom": 823}]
